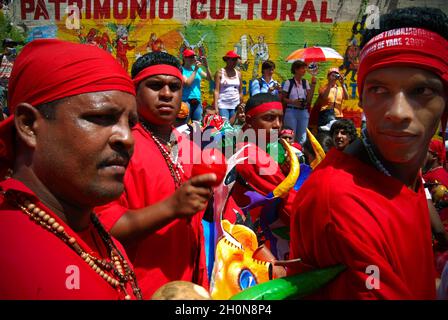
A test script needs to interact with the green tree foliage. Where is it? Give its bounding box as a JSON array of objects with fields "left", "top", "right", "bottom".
[{"left": 0, "top": 10, "right": 26, "bottom": 52}]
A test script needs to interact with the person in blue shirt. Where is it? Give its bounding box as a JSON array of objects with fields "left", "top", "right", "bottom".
[
  {"left": 181, "top": 49, "right": 212, "bottom": 122},
  {"left": 250, "top": 60, "right": 281, "bottom": 97}
]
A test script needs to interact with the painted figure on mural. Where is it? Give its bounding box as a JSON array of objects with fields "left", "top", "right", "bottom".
[
  {"left": 178, "top": 33, "right": 208, "bottom": 61},
  {"left": 249, "top": 35, "right": 269, "bottom": 79},
  {"left": 76, "top": 27, "right": 112, "bottom": 53},
  {"left": 340, "top": 37, "right": 360, "bottom": 82},
  {"left": 233, "top": 35, "right": 250, "bottom": 72},
  {"left": 77, "top": 27, "right": 99, "bottom": 45},
  {"left": 108, "top": 23, "right": 135, "bottom": 71},
  {"left": 0, "top": 0, "right": 10, "bottom": 13},
  {"left": 146, "top": 33, "right": 166, "bottom": 53},
  {"left": 196, "top": 34, "right": 208, "bottom": 59}
]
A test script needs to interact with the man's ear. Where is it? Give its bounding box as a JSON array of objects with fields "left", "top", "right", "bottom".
[{"left": 14, "top": 103, "right": 42, "bottom": 148}]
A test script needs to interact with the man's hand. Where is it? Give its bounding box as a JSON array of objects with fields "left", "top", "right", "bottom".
[
  {"left": 194, "top": 60, "right": 202, "bottom": 71},
  {"left": 201, "top": 56, "right": 208, "bottom": 67},
  {"left": 167, "top": 173, "right": 216, "bottom": 219}
]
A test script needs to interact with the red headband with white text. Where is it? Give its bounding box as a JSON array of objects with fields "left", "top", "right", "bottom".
[{"left": 357, "top": 28, "right": 448, "bottom": 96}]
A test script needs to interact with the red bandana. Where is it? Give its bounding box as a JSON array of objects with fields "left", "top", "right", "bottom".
[
  {"left": 133, "top": 64, "right": 183, "bottom": 87},
  {"left": 358, "top": 28, "right": 448, "bottom": 96},
  {"left": 246, "top": 101, "right": 283, "bottom": 117},
  {"left": 0, "top": 39, "right": 135, "bottom": 176},
  {"left": 358, "top": 27, "right": 448, "bottom": 137}
]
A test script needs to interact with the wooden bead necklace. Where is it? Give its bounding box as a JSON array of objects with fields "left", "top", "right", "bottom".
[
  {"left": 1, "top": 188, "right": 143, "bottom": 300},
  {"left": 140, "top": 120, "right": 185, "bottom": 188}
]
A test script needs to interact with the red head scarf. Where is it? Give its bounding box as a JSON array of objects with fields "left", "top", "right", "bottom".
[
  {"left": 358, "top": 28, "right": 448, "bottom": 96},
  {"left": 245, "top": 102, "right": 283, "bottom": 117},
  {"left": 0, "top": 39, "right": 135, "bottom": 176},
  {"left": 358, "top": 27, "right": 448, "bottom": 140}
]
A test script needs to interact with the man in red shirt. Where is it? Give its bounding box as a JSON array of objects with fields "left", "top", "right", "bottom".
[
  {"left": 95, "top": 52, "right": 214, "bottom": 299},
  {"left": 289, "top": 7, "right": 448, "bottom": 299},
  {"left": 423, "top": 138, "right": 448, "bottom": 187},
  {"left": 0, "top": 39, "right": 142, "bottom": 299},
  {"left": 224, "top": 93, "right": 298, "bottom": 264}
]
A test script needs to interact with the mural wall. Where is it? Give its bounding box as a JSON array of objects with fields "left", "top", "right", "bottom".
[{"left": 7, "top": 0, "right": 448, "bottom": 124}]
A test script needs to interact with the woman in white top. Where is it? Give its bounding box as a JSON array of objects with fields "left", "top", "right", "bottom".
[{"left": 213, "top": 50, "right": 243, "bottom": 120}]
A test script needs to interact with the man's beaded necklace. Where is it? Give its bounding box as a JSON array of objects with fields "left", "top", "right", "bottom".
[
  {"left": 1, "top": 188, "right": 143, "bottom": 300},
  {"left": 140, "top": 120, "right": 185, "bottom": 188}
]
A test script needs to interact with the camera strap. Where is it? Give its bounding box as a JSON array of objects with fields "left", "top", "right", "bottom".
[
  {"left": 332, "top": 86, "right": 338, "bottom": 109},
  {"left": 293, "top": 78, "right": 307, "bottom": 100}
]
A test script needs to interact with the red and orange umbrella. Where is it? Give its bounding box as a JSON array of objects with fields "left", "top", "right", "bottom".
[{"left": 286, "top": 46, "right": 343, "bottom": 63}]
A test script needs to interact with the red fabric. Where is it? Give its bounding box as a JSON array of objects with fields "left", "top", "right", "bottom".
[
  {"left": 223, "top": 51, "right": 240, "bottom": 59},
  {"left": 133, "top": 64, "right": 183, "bottom": 87},
  {"left": 280, "top": 129, "right": 294, "bottom": 136},
  {"left": 1, "top": 39, "right": 135, "bottom": 179},
  {"left": 202, "top": 114, "right": 225, "bottom": 130},
  {"left": 309, "top": 103, "right": 322, "bottom": 129},
  {"left": 246, "top": 101, "right": 283, "bottom": 117},
  {"left": 288, "top": 149, "right": 436, "bottom": 299},
  {"left": 0, "top": 178, "right": 137, "bottom": 300},
  {"left": 292, "top": 142, "right": 302, "bottom": 151},
  {"left": 429, "top": 139, "right": 446, "bottom": 165},
  {"left": 95, "top": 124, "right": 208, "bottom": 299},
  {"left": 183, "top": 49, "right": 195, "bottom": 57},
  {"left": 423, "top": 167, "right": 448, "bottom": 188},
  {"left": 8, "top": 39, "right": 135, "bottom": 112},
  {"left": 358, "top": 28, "right": 448, "bottom": 96}
]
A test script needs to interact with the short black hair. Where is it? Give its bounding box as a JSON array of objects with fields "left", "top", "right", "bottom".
[
  {"left": 245, "top": 92, "right": 280, "bottom": 114},
  {"left": 316, "top": 132, "right": 335, "bottom": 153},
  {"left": 330, "top": 119, "right": 357, "bottom": 143},
  {"left": 361, "top": 7, "right": 448, "bottom": 48},
  {"left": 131, "top": 51, "right": 181, "bottom": 79},
  {"left": 204, "top": 105, "right": 215, "bottom": 112},
  {"left": 262, "top": 60, "right": 275, "bottom": 71},
  {"left": 290, "top": 60, "right": 307, "bottom": 74}
]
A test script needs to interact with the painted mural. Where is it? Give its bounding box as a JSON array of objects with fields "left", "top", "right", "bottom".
[{"left": 7, "top": 0, "right": 446, "bottom": 124}]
